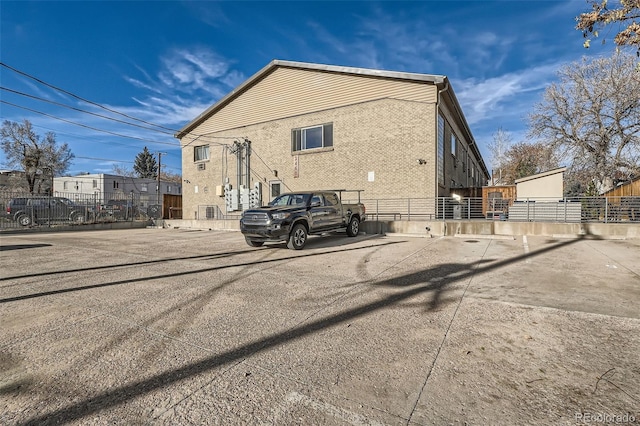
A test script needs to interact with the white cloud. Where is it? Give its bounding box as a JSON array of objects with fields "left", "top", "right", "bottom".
[
  {"left": 119, "top": 46, "right": 246, "bottom": 128},
  {"left": 454, "top": 62, "right": 559, "bottom": 126}
]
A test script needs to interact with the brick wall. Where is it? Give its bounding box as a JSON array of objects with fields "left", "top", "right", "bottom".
[{"left": 181, "top": 98, "right": 447, "bottom": 219}]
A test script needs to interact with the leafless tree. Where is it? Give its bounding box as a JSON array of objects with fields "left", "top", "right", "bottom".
[
  {"left": 528, "top": 52, "right": 640, "bottom": 193},
  {"left": 487, "top": 127, "right": 512, "bottom": 185},
  {"left": 1, "top": 119, "right": 74, "bottom": 194},
  {"left": 110, "top": 163, "right": 135, "bottom": 177},
  {"left": 494, "top": 141, "right": 559, "bottom": 185}
]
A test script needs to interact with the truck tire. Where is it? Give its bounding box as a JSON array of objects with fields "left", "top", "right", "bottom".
[
  {"left": 346, "top": 216, "right": 360, "bottom": 237},
  {"left": 71, "top": 212, "right": 85, "bottom": 224},
  {"left": 287, "top": 223, "right": 308, "bottom": 250},
  {"left": 17, "top": 214, "right": 32, "bottom": 227},
  {"left": 245, "top": 238, "right": 264, "bottom": 247}
]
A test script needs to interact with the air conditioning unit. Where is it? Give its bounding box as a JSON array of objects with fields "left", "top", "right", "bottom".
[{"left": 197, "top": 163, "right": 206, "bottom": 171}]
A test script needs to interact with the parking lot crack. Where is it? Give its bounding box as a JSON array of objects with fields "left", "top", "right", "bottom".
[{"left": 405, "top": 239, "right": 492, "bottom": 424}]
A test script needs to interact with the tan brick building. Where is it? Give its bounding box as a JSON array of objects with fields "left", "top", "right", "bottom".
[{"left": 176, "top": 60, "right": 489, "bottom": 219}]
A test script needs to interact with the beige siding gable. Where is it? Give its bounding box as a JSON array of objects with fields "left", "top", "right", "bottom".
[{"left": 192, "top": 67, "right": 438, "bottom": 135}]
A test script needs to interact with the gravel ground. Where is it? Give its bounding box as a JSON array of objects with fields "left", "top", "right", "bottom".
[{"left": 0, "top": 228, "right": 638, "bottom": 425}]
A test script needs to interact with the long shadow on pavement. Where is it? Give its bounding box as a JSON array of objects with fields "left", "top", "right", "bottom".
[
  {"left": 16, "top": 236, "right": 586, "bottom": 425},
  {"left": 0, "top": 241, "right": 399, "bottom": 303}
]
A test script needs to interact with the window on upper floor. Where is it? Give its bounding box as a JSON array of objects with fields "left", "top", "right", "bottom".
[
  {"left": 292, "top": 123, "right": 333, "bottom": 152},
  {"left": 194, "top": 145, "right": 209, "bottom": 162},
  {"left": 451, "top": 134, "right": 457, "bottom": 157}
]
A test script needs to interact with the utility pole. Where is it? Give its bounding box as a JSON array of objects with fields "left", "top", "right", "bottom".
[{"left": 156, "top": 152, "right": 166, "bottom": 206}]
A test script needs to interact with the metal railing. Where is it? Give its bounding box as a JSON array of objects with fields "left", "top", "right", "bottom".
[
  {"left": 7, "top": 194, "right": 636, "bottom": 229},
  {"left": 341, "top": 196, "right": 640, "bottom": 224},
  {"left": 0, "top": 191, "right": 155, "bottom": 229},
  {"left": 197, "top": 196, "right": 639, "bottom": 224}
]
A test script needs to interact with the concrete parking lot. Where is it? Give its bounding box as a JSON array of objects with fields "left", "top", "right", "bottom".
[{"left": 1, "top": 228, "right": 638, "bottom": 425}]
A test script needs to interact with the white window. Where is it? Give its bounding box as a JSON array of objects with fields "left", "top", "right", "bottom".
[
  {"left": 141, "top": 183, "right": 148, "bottom": 192},
  {"left": 451, "top": 134, "right": 457, "bottom": 156},
  {"left": 270, "top": 181, "right": 282, "bottom": 200},
  {"left": 92, "top": 180, "right": 97, "bottom": 188},
  {"left": 194, "top": 145, "right": 209, "bottom": 162},
  {"left": 292, "top": 123, "right": 333, "bottom": 152}
]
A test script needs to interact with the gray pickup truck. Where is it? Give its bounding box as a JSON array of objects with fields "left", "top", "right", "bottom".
[{"left": 240, "top": 190, "right": 366, "bottom": 250}]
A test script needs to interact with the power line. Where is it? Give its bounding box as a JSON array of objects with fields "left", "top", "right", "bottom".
[
  {"left": 26, "top": 123, "right": 183, "bottom": 167},
  {"left": 1, "top": 86, "right": 176, "bottom": 136},
  {"left": 1, "top": 61, "right": 177, "bottom": 134},
  {"left": 73, "top": 156, "right": 181, "bottom": 173},
  {"left": 75, "top": 156, "right": 133, "bottom": 163},
  {"left": 1, "top": 62, "right": 247, "bottom": 146},
  {"left": 1, "top": 63, "right": 287, "bottom": 182},
  {"left": 1, "top": 100, "right": 181, "bottom": 147}
]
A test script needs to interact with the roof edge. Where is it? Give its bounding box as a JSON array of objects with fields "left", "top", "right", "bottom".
[{"left": 514, "top": 167, "right": 568, "bottom": 184}]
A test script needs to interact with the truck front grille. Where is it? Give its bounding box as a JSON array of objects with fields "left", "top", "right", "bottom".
[{"left": 243, "top": 212, "right": 270, "bottom": 225}]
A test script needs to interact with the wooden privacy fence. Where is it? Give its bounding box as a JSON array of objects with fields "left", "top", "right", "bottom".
[
  {"left": 603, "top": 178, "right": 640, "bottom": 197},
  {"left": 163, "top": 194, "right": 182, "bottom": 219}
]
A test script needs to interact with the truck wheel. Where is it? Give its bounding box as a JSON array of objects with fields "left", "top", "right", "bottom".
[
  {"left": 346, "top": 216, "right": 360, "bottom": 237},
  {"left": 287, "top": 223, "right": 307, "bottom": 250},
  {"left": 71, "top": 213, "right": 85, "bottom": 224},
  {"left": 17, "top": 214, "right": 32, "bottom": 227},
  {"left": 245, "top": 238, "right": 264, "bottom": 247}
]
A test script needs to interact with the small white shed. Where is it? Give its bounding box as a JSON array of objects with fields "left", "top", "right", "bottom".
[
  {"left": 515, "top": 167, "right": 567, "bottom": 201},
  {"left": 509, "top": 167, "right": 579, "bottom": 222}
]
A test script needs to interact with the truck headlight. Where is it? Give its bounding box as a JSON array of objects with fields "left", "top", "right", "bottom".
[{"left": 272, "top": 212, "right": 290, "bottom": 220}]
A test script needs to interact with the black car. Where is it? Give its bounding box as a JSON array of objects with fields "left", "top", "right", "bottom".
[{"left": 6, "top": 196, "right": 89, "bottom": 226}]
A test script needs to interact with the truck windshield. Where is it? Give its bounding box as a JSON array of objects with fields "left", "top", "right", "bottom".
[{"left": 270, "top": 194, "right": 310, "bottom": 207}]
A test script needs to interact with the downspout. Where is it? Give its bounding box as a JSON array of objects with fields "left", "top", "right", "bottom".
[
  {"left": 235, "top": 140, "right": 243, "bottom": 188},
  {"left": 244, "top": 139, "right": 251, "bottom": 188},
  {"left": 436, "top": 79, "right": 449, "bottom": 199}
]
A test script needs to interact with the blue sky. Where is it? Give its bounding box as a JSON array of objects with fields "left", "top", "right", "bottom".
[{"left": 0, "top": 1, "right": 615, "bottom": 177}]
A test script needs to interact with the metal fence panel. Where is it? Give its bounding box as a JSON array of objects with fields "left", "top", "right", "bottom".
[
  {"left": 0, "top": 191, "right": 150, "bottom": 229},
  {"left": 354, "top": 196, "right": 640, "bottom": 224},
  {"left": 3, "top": 193, "right": 638, "bottom": 228}
]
